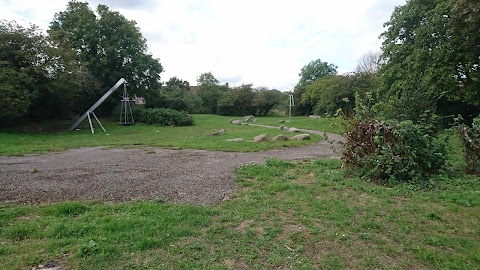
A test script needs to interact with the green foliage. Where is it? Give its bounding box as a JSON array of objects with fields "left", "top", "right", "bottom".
[
  {"left": 49, "top": 1, "right": 163, "bottom": 105},
  {"left": 297, "top": 59, "right": 338, "bottom": 89},
  {"left": 0, "top": 67, "right": 33, "bottom": 121},
  {"left": 380, "top": 0, "right": 480, "bottom": 119},
  {"left": 134, "top": 107, "right": 194, "bottom": 126},
  {"left": 343, "top": 116, "right": 447, "bottom": 185},
  {"left": 147, "top": 77, "right": 204, "bottom": 113},
  {"left": 196, "top": 72, "right": 219, "bottom": 86},
  {"left": 301, "top": 73, "right": 379, "bottom": 117},
  {"left": 0, "top": 21, "right": 49, "bottom": 121},
  {"left": 253, "top": 88, "right": 285, "bottom": 116},
  {"left": 196, "top": 72, "right": 225, "bottom": 114},
  {"left": 217, "top": 84, "right": 255, "bottom": 116},
  {"left": 294, "top": 59, "right": 337, "bottom": 115},
  {"left": 382, "top": 81, "right": 438, "bottom": 123}
]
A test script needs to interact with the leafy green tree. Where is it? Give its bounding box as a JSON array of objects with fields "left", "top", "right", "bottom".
[
  {"left": 49, "top": 1, "right": 163, "bottom": 107},
  {"left": 0, "top": 21, "right": 51, "bottom": 121},
  {"left": 0, "top": 66, "right": 33, "bottom": 121},
  {"left": 165, "top": 76, "right": 190, "bottom": 91},
  {"left": 380, "top": 0, "right": 480, "bottom": 121},
  {"left": 301, "top": 73, "right": 379, "bottom": 116},
  {"left": 253, "top": 87, "right": 285, "bottom": 116},
  {"left": 0, "top": 19, "right": 102, "bottom": 121},
  {"left": 294, "top": 59, "right": 337, "bottom": 115},
  {"left": 197, "top": 72, "right": 220, "bottom": 86},
  {"left": 217, "top": 84, "right": 255, "bottom": 116},
  {"left": 196, "top": 72, "right": 225, "bottom": 114},
  {"left": 147, "top": 77, "right": 202, "bottom": 113}
]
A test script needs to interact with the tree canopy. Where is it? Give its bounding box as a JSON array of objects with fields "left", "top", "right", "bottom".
[
  {"left": 380, "top": 0, "right": 480, "bottom": 119},
  {"left": 294, "top": 59, "right": 338, "bottom": 115},
  {"left": 196, "top": 72, "right": 225, "bottom": 114},
  {"left": 49, "top": 1, "right": 163, "bottom": 99}
]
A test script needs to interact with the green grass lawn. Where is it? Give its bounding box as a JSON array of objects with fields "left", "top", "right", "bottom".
[
  {"left": 2, "top": 116, "right": 478, "bottom": 269},
  {"left": 0, "top": 114, "right": 329, "bottom": 156},
  {"left": 1, "top": 159, "right": 479, "bottom": 269}
]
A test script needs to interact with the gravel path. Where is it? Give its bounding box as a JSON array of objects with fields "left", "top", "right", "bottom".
[{"left": 0, "top": 128, "right": 343, "bottom": 205}]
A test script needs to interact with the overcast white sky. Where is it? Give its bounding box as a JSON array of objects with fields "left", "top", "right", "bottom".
[{"left": 1, "top": 0, "right": 405, "bottom": 90}]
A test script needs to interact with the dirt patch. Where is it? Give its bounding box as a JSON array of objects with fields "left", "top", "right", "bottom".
[
  {"left": 0, "top": 133, "right": 342, "bottom": 205},
  {"left": 225, "top": 259, "right": 249, "bottom": 270},
  {"left": 236, "top": 219, "right": 254, "bottom": 233}
]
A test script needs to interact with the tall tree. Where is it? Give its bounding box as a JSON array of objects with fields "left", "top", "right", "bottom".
[
  {"left": 0, "top": 21, "right": 51, "bottom": 121},
  {"left": 380, "top": 0, "right": 480, "bottom": 120},
  {"left": 294, "top": 59, "right": 337, "bottom": 115},
  {"left": 301, "top": 73, "right": 379, "bottom": 116},
  {"left": 0, "top": 19, "right": 103, "bottom": 121},
  {"left": 49, "top": 1, "right": 163, "bottom": 103},
  {"left": 217, "top": 84, "right": 255, "bottom": 116},
  {"left": 196, "top": 72, "right": 225, "bottom": 114},
  {"left": 253, "top": 87, "right": 284, "bottom": 116},
  {"left": 165, "top": 76, "right": 190, "bottom": 91},
  {"left": 197, "top": 72, "right": 220, "bottom": 87}
]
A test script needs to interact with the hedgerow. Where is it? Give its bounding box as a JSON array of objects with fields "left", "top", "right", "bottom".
[{"left": 133, "top": 107, "right": 194, "bottom": 126}]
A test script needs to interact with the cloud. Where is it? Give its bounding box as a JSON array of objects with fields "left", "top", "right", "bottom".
[
  {"left": 90, "top": 0, "right": 158, "bottom": 10},
  {"left": 2, "top": 0, "right": 407, "bottom": 90}
]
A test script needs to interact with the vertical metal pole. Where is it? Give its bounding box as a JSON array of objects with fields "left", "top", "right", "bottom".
[
  {"left": 87, "top": 112, "right": 94, "bottom": 134},
  {"left": 119, "top": 98, "right": 124, "bottom": 124},
  {"left": 92, "top": 112, "right": 106, "bottom": 132},
  {"left": 124, "top": 84, "right": 127, "bottom": 124},
  {"left": 128, "top": 99, "right": 134, "bottom": 124},
  {"left": 288, "top": 94, "right": 295, "bottom": 122},
  {"left": 289, "top": 100, "right": 292, "bottom": 122}
]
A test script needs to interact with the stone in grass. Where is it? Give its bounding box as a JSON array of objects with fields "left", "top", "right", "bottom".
[
  {"left": 207, "top": 129, "right": 226, "bottom": 137},
  {"left": 278, "top": 120, "right": 286, "bottom": 123},
  {"left": 288, "top": 127, "right": 300, "bottom": 132},
  {"left": 253, "top": 134, "right": 269, "bottom": 142},
  {"left": 244, "top": 115, "right": 256, "bottom": 122},
  {"left": 227, "top": 138, "right": 244, "bottom": 142},
  {"left": 291, "top": 134, "right": 310, "bottom": 140},
  {"left": 231, "top": 120, "right": 242, "bottom": 125},
  {"left": 272, "top": 135, "right": 289, "bottom": 141}
]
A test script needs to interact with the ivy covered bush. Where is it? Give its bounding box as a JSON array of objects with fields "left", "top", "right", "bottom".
[
  {"left": 133, "top": 107, "right": 193, "bottom": 126},
  {"left": 342, "top": 117, "right": 446, "bottom": 185}
]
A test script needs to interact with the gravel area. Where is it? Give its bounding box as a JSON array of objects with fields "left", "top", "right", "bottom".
[{"left": 0, "top": 129, "right": 343, "bottom": 205}]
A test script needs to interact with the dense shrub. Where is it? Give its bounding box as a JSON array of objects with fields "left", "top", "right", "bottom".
[
  {"left": 133, "top": 107, "right": 193, "bottom": 126},
  {"left": 216, "top": 84, "right": 255, "bottom": 116},
  {"left": 342, "top": 117, "right": 447, "bottom": 185}
]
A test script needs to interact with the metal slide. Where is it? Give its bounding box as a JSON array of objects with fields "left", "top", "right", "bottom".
[{"left": 69, "top": 78, "right": 126, "bottom": 133}]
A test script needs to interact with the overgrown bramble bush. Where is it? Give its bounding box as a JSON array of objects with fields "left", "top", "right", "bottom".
[
  {"left": 342, "top": 92, "right": 446, "bottom": 185},
  {"left": 459, "top": 116, "right": 480, "bottom": 173},
  {"left": 133, "top": 107, "right": 193, "bottom": 126},
  {"left": 342, "top": 117, "right": 446, "bottom": 185}
]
